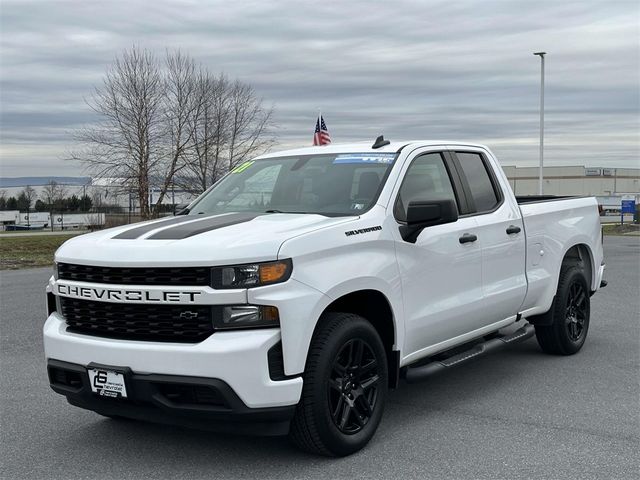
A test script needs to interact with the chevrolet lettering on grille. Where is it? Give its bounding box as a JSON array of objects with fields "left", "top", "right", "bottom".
[{"left": 56, "top": 284, "right": 203, "bottom": 303}]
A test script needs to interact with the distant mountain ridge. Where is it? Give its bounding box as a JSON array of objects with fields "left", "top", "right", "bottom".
[{"left": 0, "top": 177, "right": 92, "bottom": 188}]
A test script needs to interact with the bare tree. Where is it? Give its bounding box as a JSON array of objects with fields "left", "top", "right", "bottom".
[
  {"left": 72, "top": 47, "right": 276, "bottom": 216},
  {"left": 72, "top": 47, "right": 164, "bottom": 218},
  {"left": 152, "top": 51, "right": 201, "bottom": 208},
  {"left": 16, "top": 186, "right": 36, "bottom": 225},
  {"left": 42, "top": 181, "right": 68, "bottom": 209},
  {"left": 177, "top": 74, "right": 275, "bottom": 193},
  {"left": 17, "top": 186, "right": 36, "bottom": 211},
  {"left": 42, "top": 181, "right": 68, "bottom": 230},
  {"left": 177, "top": 72, "right": 231, "bottom": 192},
  {"left": 227, "top": 80, "right": 275, "bottom": 171}
]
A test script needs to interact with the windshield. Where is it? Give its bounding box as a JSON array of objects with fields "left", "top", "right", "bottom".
[{"left": 188, "top": 152, "right": 397, "bottom": 216}]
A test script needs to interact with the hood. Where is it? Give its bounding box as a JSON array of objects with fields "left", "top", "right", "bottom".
[{"left": 55, "top": 213, "right": 355, "bottom": 267}]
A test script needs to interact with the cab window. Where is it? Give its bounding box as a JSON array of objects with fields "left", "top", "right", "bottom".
[
  {"left": 455, "top": 152, "right": 500, "bottom": 213},
  {"left": 394, "top": 153, "right": 458, "bottom": 222}
]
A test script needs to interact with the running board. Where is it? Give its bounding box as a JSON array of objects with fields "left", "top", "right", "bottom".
[{"left": 404, "top": 324, "right": 535, "bottom": 384}]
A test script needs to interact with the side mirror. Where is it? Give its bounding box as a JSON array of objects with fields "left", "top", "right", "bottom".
[{"left": 399, "top": 199, "right": 458, "bottom": 243}]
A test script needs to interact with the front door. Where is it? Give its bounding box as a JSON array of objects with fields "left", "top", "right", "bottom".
[{"left": 392, "top": 150, "right": 485, "bottom": 361}]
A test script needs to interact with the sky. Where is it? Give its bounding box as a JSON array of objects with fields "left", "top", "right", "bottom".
[{"left": 0, "top": 0, "right": 638, "bottom": 177}]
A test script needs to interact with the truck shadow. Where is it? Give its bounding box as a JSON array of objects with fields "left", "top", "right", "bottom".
[{"left": 58, "top": 339, "right": 551, "bottom": 475}]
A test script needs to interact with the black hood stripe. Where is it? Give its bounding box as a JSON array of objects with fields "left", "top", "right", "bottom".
[
  {"left": 146, "top": 212, "right": 265, "bottom": 240},
  {"left": 112, "top": 215, "right": 204, "bottom": 239}
]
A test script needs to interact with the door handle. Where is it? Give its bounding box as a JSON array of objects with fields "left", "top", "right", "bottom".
[
  {"left": 506, "top": 225, "right": 521, "bottom": 235},
  {"left": 459, "top": 233, "right": 478, "bottom": 244}
]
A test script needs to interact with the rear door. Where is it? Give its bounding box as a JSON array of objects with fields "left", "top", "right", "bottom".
[
  {"left": 450, "top": 149, "right": 527, "bottom": 323},
  {"left": 391, "top": 149, "right": 485, "bottom": 360}
]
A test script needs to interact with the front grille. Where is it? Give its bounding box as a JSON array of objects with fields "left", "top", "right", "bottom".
[
  {"left": 57, "top": 263, "right": 210, "bottom": 286},
  {"left": 60, "top": 297, "right": 213, "bottom": 342}
]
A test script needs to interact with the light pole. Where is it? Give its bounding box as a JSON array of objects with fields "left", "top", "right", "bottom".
[{"left": 533, "top": 52, "right": 546, "bottom": 195}]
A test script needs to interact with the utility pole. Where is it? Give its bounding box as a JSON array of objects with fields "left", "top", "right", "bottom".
[
  {"left": 534, "top": 52, "right": 546, "bottom": 195},
  {"left": 26, "top": 185, "right": 30, "bottom": 226}
]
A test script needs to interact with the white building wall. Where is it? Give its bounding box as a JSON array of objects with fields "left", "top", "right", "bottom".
[{"left": 501, "top": 165, "right": 640, "bottom": 197}]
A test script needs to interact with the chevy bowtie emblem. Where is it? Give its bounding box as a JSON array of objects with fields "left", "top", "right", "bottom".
[{"left": 179, "top": 311, "right": 199, "bottom": 320}]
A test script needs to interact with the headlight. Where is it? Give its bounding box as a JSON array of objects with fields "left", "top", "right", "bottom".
[
  {"left": 211, "top": 259, "right": 292, "bottom": 289},
  {"left": 53, "top": 262, "right": 59, "bottom": 280},
  {"left": 213, "top": 305, "right": 280, "bottom": 330}
]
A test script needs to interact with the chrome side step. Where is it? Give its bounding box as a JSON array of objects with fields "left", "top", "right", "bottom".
[{"left": 404, "top": 324, "right": 535, "bottom": 384}]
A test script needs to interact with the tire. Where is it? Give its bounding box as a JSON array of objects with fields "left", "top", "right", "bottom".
[
  {"left": 289, "top": 312, "right": 388, "bottom": 456},
  {"left": 535, "top": 265, "right": 590, "bottom": 355}
]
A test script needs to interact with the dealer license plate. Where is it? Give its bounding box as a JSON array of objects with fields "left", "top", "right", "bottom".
[{"left": 87, "top": 368, "right": 128, "bottom": 399}]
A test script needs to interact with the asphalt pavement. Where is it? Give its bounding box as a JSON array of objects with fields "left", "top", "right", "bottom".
[{"left": 1, "top": 236, "right": 638, "bottom": 479}]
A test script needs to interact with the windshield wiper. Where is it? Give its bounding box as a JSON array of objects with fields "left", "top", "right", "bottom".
[
  {"left": 264, "top": 209, "right": 335, "bottom": 216},
  {"left": 264, "top": 209, "right": 304, "bottom": 214}
]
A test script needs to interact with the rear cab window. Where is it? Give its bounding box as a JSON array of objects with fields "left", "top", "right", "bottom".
[{"left": 454, "top": 151, "right": 502, "bottom": 214}]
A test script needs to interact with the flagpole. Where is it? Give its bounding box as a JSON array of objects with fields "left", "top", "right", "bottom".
[{"left": 314, "top": 108, "right": 321, "bottom": 146}]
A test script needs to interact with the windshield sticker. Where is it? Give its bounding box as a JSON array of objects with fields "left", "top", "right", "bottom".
[
  {"left": 333, "top": 154, "right": 395, "bottom": 165},
  {"left": 231, "top": 161, "right": 255, "bottom": 173}
]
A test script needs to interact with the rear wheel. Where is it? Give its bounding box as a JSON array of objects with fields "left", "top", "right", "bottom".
[
  {"left": 289, "top": 312, "right": 388, "bottom": 456},
  {"left": 535, "top": 265, "right": 590, "bottom": 355}
]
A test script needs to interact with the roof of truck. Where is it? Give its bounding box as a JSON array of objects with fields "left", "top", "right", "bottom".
[{"left": 256, "top": 140, "right": 489, "bottom": 159}]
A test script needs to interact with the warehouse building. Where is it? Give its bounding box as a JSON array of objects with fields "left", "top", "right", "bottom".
[{"left": 502, "top": 166, "right": 639, "bottom": 197}]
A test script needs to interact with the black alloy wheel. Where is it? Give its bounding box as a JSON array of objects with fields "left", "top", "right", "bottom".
[
  {"left": 328, "top": 338, "right": 380, "bottom": 435},
  {"left": 289, "top": 312, "right": 388, "bottom": 456},
  {"left": 535, "top": 264, "right": 591, "bottom": 355},
  {"left": 565, "top": 280, "right": 588, "bottom": 342}
]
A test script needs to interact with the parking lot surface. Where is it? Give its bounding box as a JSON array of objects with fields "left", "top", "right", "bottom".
[{"left": 1, "top": 235, "right": 638, "bottom": 479}]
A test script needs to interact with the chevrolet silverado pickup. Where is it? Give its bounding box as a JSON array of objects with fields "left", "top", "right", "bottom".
[{"left": 44, "top": 139, "right": 605, "bottom": 456}]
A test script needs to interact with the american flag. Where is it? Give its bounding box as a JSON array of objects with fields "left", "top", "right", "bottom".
[{"left": 313, "top": 115, "right": 331, "bottom": 145}]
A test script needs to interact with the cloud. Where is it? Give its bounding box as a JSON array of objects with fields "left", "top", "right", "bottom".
[{"left": 0, "top": 0, "right": 638, "bottom": 177}]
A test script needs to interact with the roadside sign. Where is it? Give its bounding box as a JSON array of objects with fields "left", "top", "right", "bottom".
[
  {"left": 620, "top": 199, "right": 636, "bottom": 225},
  {"left": 621, "top": 200, "right": 635, "bottom": 214}
]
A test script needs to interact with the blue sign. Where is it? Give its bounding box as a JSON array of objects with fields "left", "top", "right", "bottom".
[{"left": 621, "top": 200, "right": 635, "bottom": 214}]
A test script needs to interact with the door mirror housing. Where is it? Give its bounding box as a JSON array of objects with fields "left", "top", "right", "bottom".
[{"left": 399, "top": 199, "right": 458, "bottom": 243}]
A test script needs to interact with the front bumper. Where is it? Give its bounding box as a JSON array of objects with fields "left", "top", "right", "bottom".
[
  {"left": 48, "top": 359, "right": 295, "bottom": 435},
  {"left": 43, "top": 312, "right": 303, "bottom": 409}
]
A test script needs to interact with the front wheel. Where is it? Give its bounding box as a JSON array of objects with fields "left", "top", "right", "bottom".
[
  {"left": 535, "top": 265, "right": 591, "bottom": 355},
  {"left": 289, "top": 312, "right": 388, "bottom": 456}
]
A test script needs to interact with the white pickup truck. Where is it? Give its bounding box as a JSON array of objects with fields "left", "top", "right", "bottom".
[{"left": 44, "top": 139, "right": 606, "bottom": 456}]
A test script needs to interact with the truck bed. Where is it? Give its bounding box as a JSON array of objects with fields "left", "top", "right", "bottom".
[
  {"left": 517, "top": 195, "right": 603, "bottom": 316},
  {"left": 515, "top": 195, "right": 577, "bottom": 204}
]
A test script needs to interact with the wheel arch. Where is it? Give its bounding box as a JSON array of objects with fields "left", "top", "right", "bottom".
[
  {"left": 528, "top": 242, "right": 595, "bottom": 327},
  {"left": 316, "top": 289, "right": 400, "bottom": 388},
  {"left": 562, "top": 243, "right": 594, "bottom": 291}
]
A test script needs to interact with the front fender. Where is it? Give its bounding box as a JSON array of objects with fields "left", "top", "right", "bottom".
[{"left": 247, "top": 279, "right": 333, "bottom": 376}]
